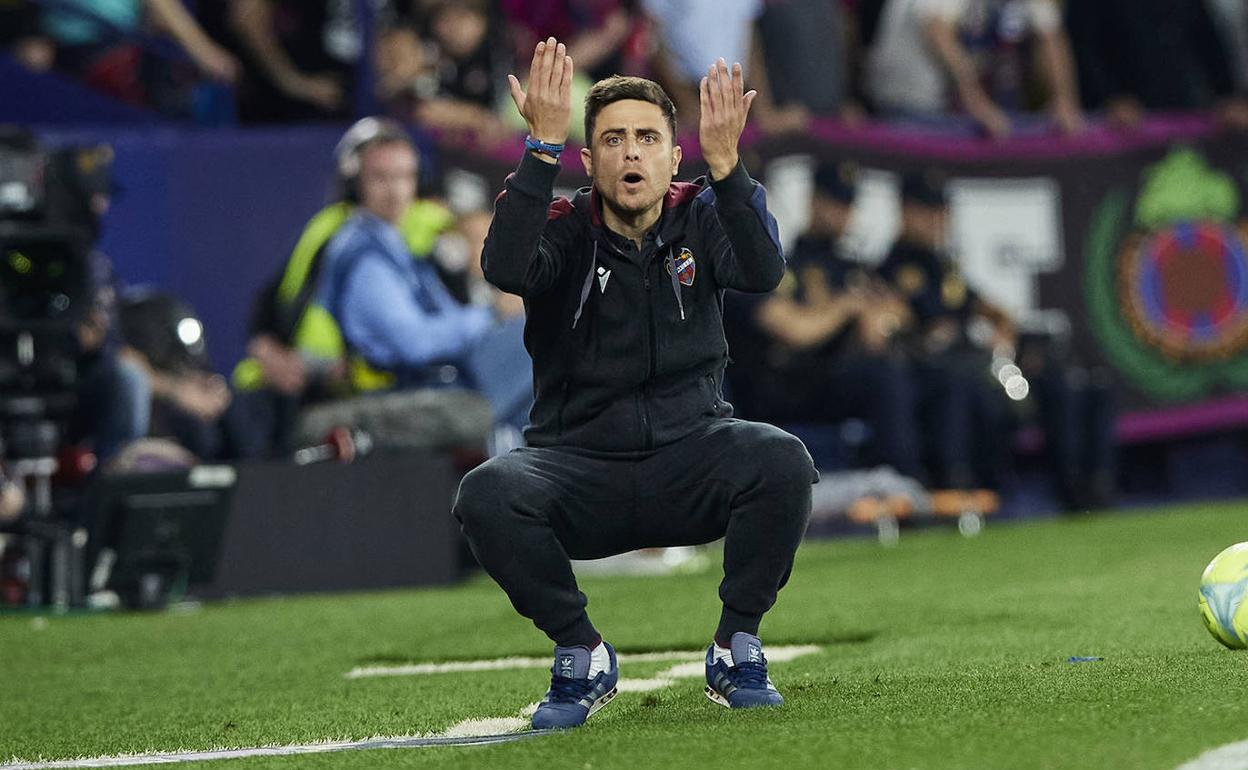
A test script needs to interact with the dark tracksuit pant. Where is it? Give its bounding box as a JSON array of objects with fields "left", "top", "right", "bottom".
[{"left": 453, "top": 418, "right": 816, "bottom": 648}]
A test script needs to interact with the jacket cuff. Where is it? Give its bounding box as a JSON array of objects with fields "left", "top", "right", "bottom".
[
  {"left": 708, "top": 159, "right": 754, "bottom": 206},
  {"left": 509, "top": 151, "right": 561, "bottom": 200}
]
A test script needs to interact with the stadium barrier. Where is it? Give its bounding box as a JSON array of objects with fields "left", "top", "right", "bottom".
[{"left": 204, "top": 451, "right": 464, "bottom": 597}]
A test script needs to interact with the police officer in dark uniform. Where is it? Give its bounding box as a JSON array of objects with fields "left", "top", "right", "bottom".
[
  {"left": 878, "top": 170, "right": 1013, "bottom": 490},
  {"left": 725, "top": 160, "right": 923, "bottom": 479},
  {"left": 880, "top": 170, "right": 1116, "bottom": 508}
]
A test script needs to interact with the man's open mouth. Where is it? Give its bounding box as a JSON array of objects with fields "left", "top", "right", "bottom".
[{"left": 622, "top": 173, "right": 644, "bottom": 184}]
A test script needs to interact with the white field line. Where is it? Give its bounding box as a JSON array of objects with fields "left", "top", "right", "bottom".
[
  {"left": 440, "top": 717, "right": 529, "bottom": 738},
  {"left": 2, "top": 646, "right": 821, "bottom": 769},
  {"left": 345, "top": 644, "right": 821, "bottom": 679},
  {"left": 0, "top": 733, "right": 539, "bottom": 770},
  {"left": 1174, "top": 739, "right": 1248, "bottom": 770}
]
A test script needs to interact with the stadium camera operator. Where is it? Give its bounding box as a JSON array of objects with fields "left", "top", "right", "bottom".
[
  {"left": 0, "top": 128, "right": 149, "bottom": 596},
  {"left": 2, "top": 127, "right": 147, "bottom": 460},
  {"left": 230, "top": 117, "right": 531, "bottom": 460}
]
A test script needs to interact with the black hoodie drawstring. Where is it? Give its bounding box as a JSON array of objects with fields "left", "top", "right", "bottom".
[
  {"left": 667, "top": 245, "right": 686, "bottom": 321},
  {"left": 572, "top": 241, "right": 598, "bottom": 328}
]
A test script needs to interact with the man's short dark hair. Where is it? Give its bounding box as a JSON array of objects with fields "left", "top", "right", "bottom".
[{"left": 584, "top": 76, "right": 677, "bottom": 144}]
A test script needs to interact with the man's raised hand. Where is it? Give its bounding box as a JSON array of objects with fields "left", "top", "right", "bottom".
[
  {"left": 699, "top": 58, "right": 757, "bottom": 181},
  {"left": 508, "top": 37, "right": 574, "bottom": 148}
]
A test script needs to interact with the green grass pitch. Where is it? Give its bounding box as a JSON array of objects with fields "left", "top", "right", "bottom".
[{"left": 3, "top": 500, "right": 1247, "bottom": 769}]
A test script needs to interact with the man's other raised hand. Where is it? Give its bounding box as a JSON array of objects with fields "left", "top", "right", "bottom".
[
  {"left": 699, "top": 58, "right": 756, "bottom": 181},
  {"left": 508, "top": 37, "right": 574, "bottom": 155}
]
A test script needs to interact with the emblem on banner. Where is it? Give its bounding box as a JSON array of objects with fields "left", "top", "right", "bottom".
[
  {"left": 1118, "top": 222, "right": 1248, "bottom": 363},
  {"left": 666, "top": 247, "right": 696, "bottom": 287},
  {"left": 1086, "top": 148, "right": 1248, "bottom": 400}
]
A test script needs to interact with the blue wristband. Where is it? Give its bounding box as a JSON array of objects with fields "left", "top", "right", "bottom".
[{"left": 524, "top": 135, "right": 565, "bottom": 159}]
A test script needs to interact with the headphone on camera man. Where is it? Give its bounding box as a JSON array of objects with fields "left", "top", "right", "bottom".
[{"left": 331, "top": 117, "right": 417, "bottom": 204}]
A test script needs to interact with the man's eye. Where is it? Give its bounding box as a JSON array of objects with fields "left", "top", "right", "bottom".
[
  {"left": 607, "top": 136, "right": 621, "bottom": 145},
  {"left": 642, "top": 134, "right": 656, "bottom": 143}
]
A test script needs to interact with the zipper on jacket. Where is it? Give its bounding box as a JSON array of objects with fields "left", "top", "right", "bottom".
[
  {"left": 641, "top": 269, "right": 656, "bottom": 449},
  {"left": 635, "top": 387, "right": 650, "bottom": 449}
]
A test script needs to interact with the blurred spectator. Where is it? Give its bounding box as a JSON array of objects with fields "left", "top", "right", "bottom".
[
  {"left": 495, "top": 0, "right": 651, "bottom": 143},
  {"left": 643, "top": 0, "right": 810, "bottom": 134},
  {"left": 877, "top": 170, "right": 1115, "bottom": 507},
  {"left": 725, "top": 161, "right": 922, "bottom": 477},
  {"left": 442, "top": 208, "right": 526, "bottom": 318},
  {"left": 501, "top": 0, "right": 648, "bottom": 83},
  {"left": 420, "top": 0, "right": 513, "bottom": 146},
  {"left": 1066, "top": 0, "right": 1248, "bottom": 130},
  {"left": 313, "top": 118, "right": 532, "bottom": 430},
  {"left": 51, "top": 146, "right": 229, "bottom": 463},
  {"left": 228, "top": 118, "right": 520, "bottom": 458},
  {"left": 228, "top": 120, "right": 457, "bottom": 458},
  {"left": 866, "top": 0, "right": 1084, "bottom": 138},
  {"left": 118, "top": 291, "right": 231, "bottom": 461},
  {"left": 377, "top": 1, "right": 514, "bottom": 147},
  {"left": 877, "top": 171, "right": 1013, "bottom": 488},
  {"left": 67, "top": 255, "right": 151, "bottom": 466},
  {"left": 199, "top": 0, "right": 357, "bottom": 122},
  {"left": 642, "top": 0, "right": 756, "bottom": 92},
  {"left": 40, "top": 0, "right": 238, "bottom": 105},
  {"left": 643, "top": 1, "right": 749, "bottom": 128},
  {"left": 756, "top": 0, "right": 862, "bottom": 123},
  {"left": 0, "top": 0, "right": 54, "bottom": 72},
  {"left": 374, "top": 20, "right": 430, "bottom": 109},
  {"left": 1207, "top": 0, "right": 1248, "bottom": 94}
]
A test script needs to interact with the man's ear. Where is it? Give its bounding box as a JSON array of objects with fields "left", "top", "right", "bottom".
[
  {"left": 580, "top": 146, "right": 593, "bottom": 178},
  {"left": 671, "top": 145, "right": 682, "bottom": 177}
]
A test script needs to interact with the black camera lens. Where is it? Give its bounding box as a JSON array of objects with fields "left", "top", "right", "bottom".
[{"left": 0, "top": 236, "right": 89, "bottom": 326}]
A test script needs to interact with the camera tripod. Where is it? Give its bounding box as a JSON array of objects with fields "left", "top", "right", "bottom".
[{"left": 3, "top": 396, "right": 85, "bottom": 611}]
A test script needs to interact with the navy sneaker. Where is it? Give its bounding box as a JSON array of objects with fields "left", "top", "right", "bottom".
[
  {"left": 704, "top": 632, "right": 784, "bottom": 708},
  {"left": 531, "top": 641, "right": 619, "bottom": 729}
]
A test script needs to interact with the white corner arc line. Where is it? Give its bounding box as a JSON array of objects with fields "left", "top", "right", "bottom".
[
  {"left": 0, "top": 733, "right": 544, "bottom": 770},
  {"left": 345, "top": 644, "right": 821, "bottom": 679},
  {"left": 1173, "top": 739, "right": 1248, "bottom": 770}
]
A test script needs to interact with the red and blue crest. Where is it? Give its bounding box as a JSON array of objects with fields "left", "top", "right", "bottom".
[
  {"left": 1119, "top": 221, "right": 1248, "bottom": 362},
  {"left": 668, "top": 247, "right": 696, "bottom": 287}
]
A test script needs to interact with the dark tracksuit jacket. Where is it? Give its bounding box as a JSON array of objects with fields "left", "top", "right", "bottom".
[
  {"left": 459, "top": 151, "right": 816, "bottom": 647},
  {"left": 482, "top": 151, "right": 786, "bottom": 452}
]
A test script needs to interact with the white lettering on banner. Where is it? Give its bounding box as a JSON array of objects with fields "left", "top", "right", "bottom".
[
  {"left": 764, "top": 158, "right": 1063, "bottom": 319},
  {"left": 948, "top": 177, "right": 1065, "bottom": 318},
  {"left": 761, "top": 155, "right": 817, "bottom": 253},
  {"left": 843, "top": 168, "right": 902, "bottom": 264}
]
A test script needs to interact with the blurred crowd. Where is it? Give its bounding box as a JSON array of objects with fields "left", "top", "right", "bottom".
[{"left": 2, "top": 0, "right": 1248, "bottom": 137}]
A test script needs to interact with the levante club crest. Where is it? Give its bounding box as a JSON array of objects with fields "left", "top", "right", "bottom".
[
  {"left": 666, "top": 247, "right": 696, "bottom": 287},
  {"left": 1086, "top": 148, "right": 1248, "bottom": 401}
]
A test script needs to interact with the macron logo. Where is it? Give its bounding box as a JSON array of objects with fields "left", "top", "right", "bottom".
[{"left": 597, "top": 266, "right": 611, "bottom": 293}]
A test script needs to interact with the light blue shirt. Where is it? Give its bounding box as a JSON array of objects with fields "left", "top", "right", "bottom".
[
  {"left": 642, "top": 0, "right": 762, "bottom": 82},
  {"left": 44, "top": 0, "right": 142, "bottom": 46},
  {"left": 316, "top": 211, "right": 494, "bottom": 373}
]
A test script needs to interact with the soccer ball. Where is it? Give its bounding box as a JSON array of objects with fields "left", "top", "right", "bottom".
[{"left": 1199, "top": 542, "right": 1248, "bottom": 649}]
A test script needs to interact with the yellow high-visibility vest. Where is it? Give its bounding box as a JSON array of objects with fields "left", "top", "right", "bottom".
[{"left": 232, "top": 200, "right": 455, "bottom": 393}]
